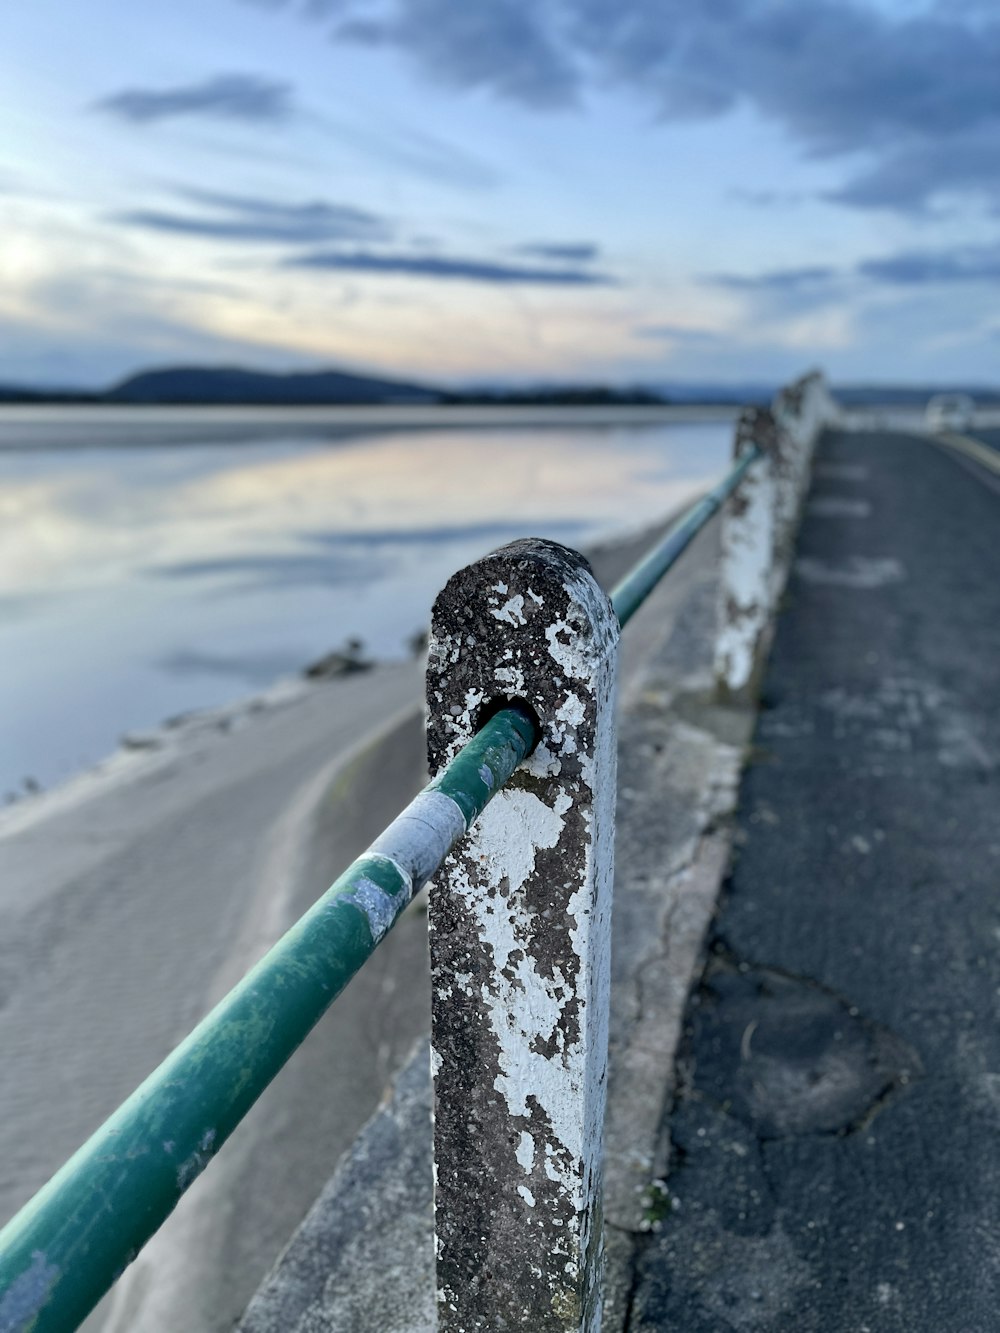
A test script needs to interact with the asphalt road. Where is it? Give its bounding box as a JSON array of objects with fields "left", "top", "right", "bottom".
[{"left": 629, "top": 427, "right": 1000, "bottom": 1330}]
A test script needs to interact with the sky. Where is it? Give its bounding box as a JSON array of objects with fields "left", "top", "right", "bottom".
[{"left": 2, "top": 0, "right": 999, "bottom": 389}]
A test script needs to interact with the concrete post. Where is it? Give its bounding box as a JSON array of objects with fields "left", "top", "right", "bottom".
[
  {"left": 426, "top": 538, "right": 619, "bottom": 1333},
  {"left": 773, "top": 370, "right": 839, "bottom": 519},
  {"left": 771, "top": 370, "right": 840, "bottom": 589},
  {"left": 716, "top": 373, "right": 840, "bottom": 699},
  {"left": 714, "top": 407, "right": 781, "bottom": 699}
]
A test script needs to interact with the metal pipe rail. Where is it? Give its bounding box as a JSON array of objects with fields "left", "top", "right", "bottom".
[
  {"left": 0, "top": 447, "right": 763, "bottom": 1333},
  {"left": 610, "top": 444, "right": 761, "bottom": 626}
]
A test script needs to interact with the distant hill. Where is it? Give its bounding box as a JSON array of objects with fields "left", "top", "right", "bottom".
[
  {"left": 0, "top": 364, "right": 670, "bottom": 407},
  {"left": 105, "top": 365, "right": 443, "bottom": 406},
  {"left": 3, "top": 364, "right": 997, "bottom": 409},
  {"left": 0, "top": 383, "right": 98, "bottom": 404}
]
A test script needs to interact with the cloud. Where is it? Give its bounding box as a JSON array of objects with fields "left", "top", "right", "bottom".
[
  {"left": 515, "top": 242, "right": 599, "bottom": 263},
  {"left": 336, "top": 1, "right": 579, "bottom": 108},
  {"left": 827, "top": 130, "right": 1000, "bottom": 212},
  {"left": 568, "top": 1, "right": 1000, "bottom": 155},
  {"left": 0, "top": 287, "right": 314, "bottom": 388},
  {"left": 112, "top": 189, "right": 389, "bottom": 244},
  {"left": 634, "top": 324, "right": 721, "bottom": 342},
  {"left": 858, "top": 244, "right": 1000, "bottom": 285},
  {"left": 287, "top": 249, "right": 617, "bottom": 283},
  {"left": 707, "top": 265, "right": 838, "bottom": 291},
  {"left": 704, "top": 243, "right": 1000, "bottom": 302},
  {"left": 242, "top": 0, "right": 1000, "bottom": 213},
  {"left": 95, "top": 74, "right": 294, "bottom": 124},
  {"left": 729, "top": 188, "right": 806, "bottom": 209},
  {"left": 318, "top": 116, "right": 500, "bottom": 189}
]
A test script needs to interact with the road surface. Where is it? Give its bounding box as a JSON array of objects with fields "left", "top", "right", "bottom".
[{"left": 630, "top": 424, "right": 1000, "bottom": 1331}]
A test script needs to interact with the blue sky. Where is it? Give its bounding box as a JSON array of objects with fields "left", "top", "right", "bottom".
[{"left": 2, "top": 0, "right": 999, "bottom": 387}]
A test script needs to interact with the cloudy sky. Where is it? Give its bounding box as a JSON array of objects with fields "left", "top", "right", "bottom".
[{"left": 3, "top": 0, "right": 999, "bottom": 388}]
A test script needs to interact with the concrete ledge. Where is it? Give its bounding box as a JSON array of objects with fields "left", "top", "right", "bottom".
[{"left": 239, "top": 1042, "right": 436, "bottom": 1333}]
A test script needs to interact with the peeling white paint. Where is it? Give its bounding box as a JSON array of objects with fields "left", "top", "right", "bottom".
[
  {"left": 556, "top": 694, "right": 585, "bottom": 728},
  {"left": 715, "top": 442, "right": 776, "bottom": 693},
  {"left": 440, "top": 675, "right": 614, "bottom": 1320},
  {"left": 0, "top": 1249, "right": 61, "bottom": 1329},
  {"left": 492, "top": 594, "right": 527, "bottom": 626},
  {"left": 494, "top": 664, "right": 526, "bottom": 694},
  {"left": 342, "top": 875, "right": 401, "bottom": 945},
  {"left": 463, "top": 786, "right": 569, "bottom": 899},
  {"left": 176, "top": 1128, "right": 218, "bottom": 1190},
  {"left": 524, "top": 741, "right": 561, "bottom": 780},
  {"left": 516, "top": 1130, "right": 536, "bottom": 1172},
  {"left": 428, "top": 541, "right": 619, "bottom": 1331},
  {"left": 369, "top": 791, "right": 470, "bottom": 888}
]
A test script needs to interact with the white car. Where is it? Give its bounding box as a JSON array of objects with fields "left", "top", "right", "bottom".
[{"left": 925, "top": 393, "right": 974, "bottom": 433}]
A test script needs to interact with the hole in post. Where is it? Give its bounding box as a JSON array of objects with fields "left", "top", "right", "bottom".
[{"left": 475, "top": 695, "right": 543, "bottom": 755}]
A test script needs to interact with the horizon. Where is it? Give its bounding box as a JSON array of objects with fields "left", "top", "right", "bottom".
[
  {"left": 5, "top": 1, "right": 1000, "bottom": 387},
  {"left": 4, "top": 359, "right": 1000, "bottom": 399}
]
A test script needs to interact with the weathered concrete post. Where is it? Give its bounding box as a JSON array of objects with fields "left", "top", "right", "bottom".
[
  {"left": 714, "top": 407, "right": 781, "bottom": 699},
  {"left": 773, "top": 370, "right": 839, "bottom": 530},
  {"left": 426, "top": 538, "right": 619, "bottom": 1333},
  {"left": 716, "top": 373, "right": 840, "bottom": 699}
]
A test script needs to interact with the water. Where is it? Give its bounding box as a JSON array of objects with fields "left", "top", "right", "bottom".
[{"left": 0, "top": 406, "right": 736, "bottom": 795}]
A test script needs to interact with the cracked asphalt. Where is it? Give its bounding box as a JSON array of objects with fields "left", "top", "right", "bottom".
[{"left": 628, "top": 426, "right": 1000, "bottom": 1331}]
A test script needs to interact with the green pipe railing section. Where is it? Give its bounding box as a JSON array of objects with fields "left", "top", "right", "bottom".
[
  {"left": 610, "top": 443, "right": 761, "bottom": 626},
  {"left": 0, "top": 443, "right": 761, "bottom": 1333}
]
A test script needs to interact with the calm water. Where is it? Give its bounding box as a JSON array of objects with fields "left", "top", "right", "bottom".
[{"left": 0, "top": 407, "right": 736, "bottom": 794}]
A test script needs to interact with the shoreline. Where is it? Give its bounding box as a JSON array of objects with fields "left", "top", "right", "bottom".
[{"left": 0, "top": 401, "right": 741, "bottom": 451}]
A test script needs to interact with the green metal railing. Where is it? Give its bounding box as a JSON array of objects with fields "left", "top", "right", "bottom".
[
  {"left": 0, "top": 446, "right": 760, "bottom": 1333},
  {"left": 610, "top": 444, "right": 761, "bottom": 626}
]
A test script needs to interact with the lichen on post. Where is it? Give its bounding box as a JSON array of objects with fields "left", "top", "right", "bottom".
[{"left": 426, "top": 538, "right": 619, "bottom": 1333}]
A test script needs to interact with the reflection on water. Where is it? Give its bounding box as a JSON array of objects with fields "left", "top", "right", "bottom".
[{"left": 0, "top": 410, "right": 735, "bottom": 794}]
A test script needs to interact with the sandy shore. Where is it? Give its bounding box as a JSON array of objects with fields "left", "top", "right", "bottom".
[{"left": 0, "top": 513, "right": 710, "bottom": 1332}]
